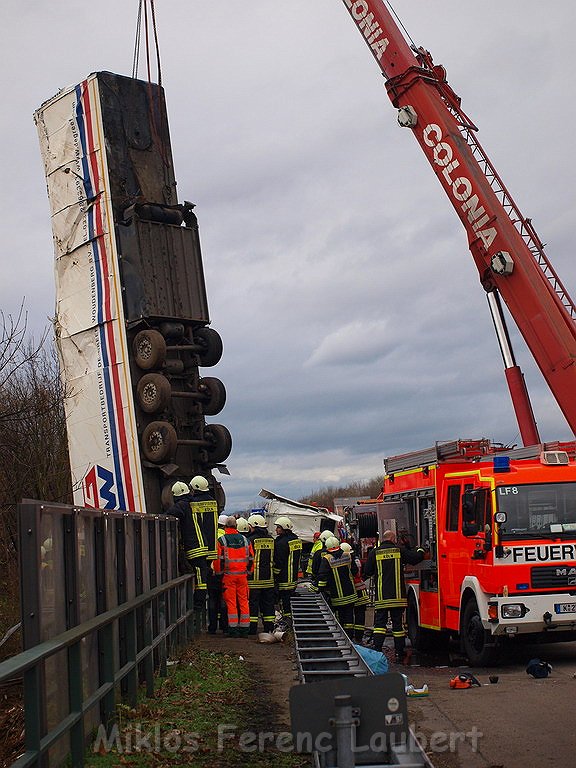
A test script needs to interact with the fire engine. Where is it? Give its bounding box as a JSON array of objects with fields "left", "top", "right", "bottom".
[
  {"left": 340, "top": 1, "right": 576, "bottom": 663},
  {"left": 378, "top": 440, "right": 576, "bottom": 664}
]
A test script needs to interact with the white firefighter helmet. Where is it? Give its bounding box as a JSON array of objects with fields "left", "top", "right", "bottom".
[
  {"left": 248, "top": 514, "right": 267, "bottom": 528},
  {"left": 236, "top": 517, "right": 250, "bottom": 533},
  {"left": 274, "top": 516, "right": 293, "bottom": 530},
  {"left": 190, "top": 475, "right": 209, "bottom": 492},
  {"left": 171, "top": 481, "right": 190, "bottom": 497},
  {"left": 218, "top": 513, "right": 229, "bottom": 525},
  {"left": 325, "top": 536, "right": 340, "bottom": 551},
  {"left": 319, "top": 530, "right": 333, "bottom": 542},
  {"left": 340, "top": 542, "right": 353, "bottom": 554}
]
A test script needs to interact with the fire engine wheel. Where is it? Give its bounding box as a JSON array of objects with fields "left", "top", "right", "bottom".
[
  {"left": 198, "top": 376, "right": 226, "bottom": 416},
  {"left": 203, "top": 423, "right": 232, "bottom": 464},
  {"left": 194, "top": 327, "right": 223, "bottom": 367},
  {"left": 133, "top": 330, "right": 167, "bottom": 370},
  {"left": 141, "top": 421, "right": 178, "bottom": 463},
  {"left": 461, "top": 598, "right": 500, "bottom": 666},
  {"left": 136, "top": 373, "right": 171, "bottom": 413}
]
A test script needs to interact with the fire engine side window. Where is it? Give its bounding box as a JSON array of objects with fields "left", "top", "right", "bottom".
[{"left": 446, "top": 485, "right": 460, "bottom": 531}]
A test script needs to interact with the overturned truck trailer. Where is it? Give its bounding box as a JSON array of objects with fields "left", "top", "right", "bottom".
[{"left": 34, "top": 71, "right": 231, "bottom": 514}]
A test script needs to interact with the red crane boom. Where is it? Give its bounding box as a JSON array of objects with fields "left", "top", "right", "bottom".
[{"left": 341, "top": 0, "right": 576, "bottom": 441}]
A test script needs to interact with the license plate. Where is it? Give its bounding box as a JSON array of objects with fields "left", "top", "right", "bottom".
[{"left": 554, "top": 603, "right": 576, "bottom": 614}]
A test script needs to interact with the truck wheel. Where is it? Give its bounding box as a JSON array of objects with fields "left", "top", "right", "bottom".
[
  {"left": 198, "top": 377, "right": 226, "bottom": 415},
  {"left": 133, "top": 330, "right": 166, "bottom": 370},
  {"left": 461, "top": 598, "right": 500, "bottom": 666},
  {"left": 194, "top": 327, "right": 223, "bottom": 367},
  {"left": 141, "top": 421, "right": 177, "bottom": 463},
  {"left": 203, "top": 424, "right": 232, "bottom": 463},
  {"left": 407, "top": 595, "right": 433, "bottom": 653},
  {"left": 136, "top": 373, "right": 171, "bottom": 413}
]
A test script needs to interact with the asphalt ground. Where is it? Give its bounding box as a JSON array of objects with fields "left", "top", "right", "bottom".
[
  {"left": 196, "top": 629, "right": 576, "bottom": 768},
  {"left": 398, "top": 637, "right": 576, "bottom": 768}
]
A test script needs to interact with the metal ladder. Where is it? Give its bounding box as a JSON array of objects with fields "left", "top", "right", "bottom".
[
  {"left": 291, "top": 590, "right": 371, "bottom": 683},
  {"left": 289, "top": 589, "right": 433, "bottom": 767}
]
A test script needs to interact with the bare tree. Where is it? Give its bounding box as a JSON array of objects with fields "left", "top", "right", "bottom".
[{"left": 0, "top": 306, "right": 72, "bottom": 588}]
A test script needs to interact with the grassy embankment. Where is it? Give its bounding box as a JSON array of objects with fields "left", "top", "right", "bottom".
[{"left": 85, "top": 646, "right": 310, "bottom": 768}]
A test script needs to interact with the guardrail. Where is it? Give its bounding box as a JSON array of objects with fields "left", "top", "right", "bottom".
[
  {"left": 0, "top": 574, "right": 194, "bottom": 767},
  {"left": 0, "top": 500, "right": 195, "bottom": 768}
]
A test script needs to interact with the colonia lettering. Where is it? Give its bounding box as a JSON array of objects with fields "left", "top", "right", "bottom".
[{"left": 423, "top": 123, "right": 497, "bottom": 249}]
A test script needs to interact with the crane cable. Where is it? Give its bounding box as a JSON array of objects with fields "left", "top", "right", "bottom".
[
  {"left": 132, "top": 1, "right": 170, "bottom": 172},
  {"left": 132, "top": 0, "right": 162, "bottom": 87}
]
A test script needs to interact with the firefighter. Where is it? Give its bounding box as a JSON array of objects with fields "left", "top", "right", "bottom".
[
  {"left": 167, "top": 481, "right": 209, "bottom": 610},
  {"left": 273, "top": 516, "right": 302, "bottom": 622},
  {"left": 362, "top": 529, "right": 425, "bottom": 662},
  {"left": 207, "top": 513, "right": 230, "bottom": 634},
  {"left": 306, "top": 531, "right": 323, "bottom": 576},
  {"left": 213, "top": 516, "right": 253, "bottom": 637},
  {"left": 246, "top": 513, "right": 275, "bottom": 634},
  {"left": 308, "top": 529, "right": 334, "bottom": 579},
  {"left": 190, "top": 475, "right": 219, "bottom": 562},
  {"left": 341, "top": 542, "right": 370, "bottom": 642},
  {"left": 312, "top": 536, "right": 358, "bottom": 637}
]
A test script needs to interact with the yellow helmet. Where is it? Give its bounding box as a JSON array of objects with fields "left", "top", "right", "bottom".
[
  {"left": 171, "top": 481, "right": 190, "bottom": 497},
  {"left": 190, "top": 475, "right": 209, "bottom": 492},
  {"left": 248, "top": 514, "right": 267, "bottom": 528}
]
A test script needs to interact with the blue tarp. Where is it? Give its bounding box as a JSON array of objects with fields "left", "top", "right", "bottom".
[{"left": 353, "top": 644, "right": 389, "bottom": 675}]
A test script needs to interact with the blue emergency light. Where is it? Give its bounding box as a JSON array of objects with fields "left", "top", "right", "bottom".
[{"left": 493, "top": 456, "right": 511, "bottom": 473}]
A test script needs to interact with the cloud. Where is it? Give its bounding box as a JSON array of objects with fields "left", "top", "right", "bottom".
[{"left": 1, "top": 0, "right": 575, "bottom": 512}]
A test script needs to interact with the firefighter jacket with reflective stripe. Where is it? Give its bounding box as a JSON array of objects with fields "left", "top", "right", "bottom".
[
  {"left": 213, "top": 529, "right": 254, "bottom": 576},
  {"left": 362, "top": 540, "right": 424, "bottom": 609},
  {"left": 352, "top": 557, "right": 370, "bottom": 606},
  {"left": 166, "top": 494, "right": 208, "bottom": 560},
  {"left": 310, "top": 544, "right": 327, "bottom": 577},
  {"left": 306, "top": 539, "right": 323, "bottom": 575},
  {"left": 247, "top": 527, "right": 275, "bottom": 589},
  {"left": 315, "top": 549, "right": 358, "bottom": 606},
  {"left": 273, "top": 531, "right": 302, "bottom": 590},
  {"left": 191, "top": 491, "right": 219, "bottom": 560}
]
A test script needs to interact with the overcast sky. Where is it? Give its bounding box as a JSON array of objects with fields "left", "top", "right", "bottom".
[{"left": 1, "top": 1, "right": 575, "bottom": 512}]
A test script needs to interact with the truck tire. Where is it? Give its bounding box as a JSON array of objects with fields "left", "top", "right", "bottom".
[
  {"left": 461, "top": 598, "right": 500, "bottom": 666},
  {"left": 136, "top": 373, "right": 171, "bottom": 413},
  {"left": 133, "top": 330, "right": 166, "bottom": 370},
  {"left": 407, "top": 594, "right": 433, "bottom": 653},
  {"left": 198, "top": 376, "right": 226, "bottom": 416},
  {"left": 194, "top": 327, "right": 223, "bottom": 367},
  {"left": 141, "top": 421, "right": 177, "bottom": 463},
  {"left": 203, "top": 424, "right": 232, "bottom": 464},
  {"left": 407, "top": 594, "right": 449, "bottom": 655}
]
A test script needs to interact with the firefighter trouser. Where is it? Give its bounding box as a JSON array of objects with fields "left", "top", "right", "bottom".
[
  {"left": 353, "top": 603, "right": 367, "bottom": 641},
  {"left": 334, "top": 603, "right": 355, "bottom": 637},
  {"left": 222, "top": 573, "right": 250, "bottom": 632},
  {"left": 207, "top": 578, "right": 228, "bottom": 633},
  {"left": 189, "top": 557, "right": 208, "bottom": 609},
  {"left": 373, "top": 606, "right": 406, "bottom": 655},
  {"left": 278, "top": 588, "right": 296, "bottom": 618},
  {"left": 248, "top": 587, "right": 275, "bottom": 634}
]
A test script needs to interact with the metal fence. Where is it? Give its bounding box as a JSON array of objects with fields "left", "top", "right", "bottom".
[{"left": 0, "top": 499, "right": 195, "bottom": 768}]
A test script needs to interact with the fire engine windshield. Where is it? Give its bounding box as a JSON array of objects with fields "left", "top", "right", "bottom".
[{"left": 496, "top": 483, "right": 576, "bottom": 539}]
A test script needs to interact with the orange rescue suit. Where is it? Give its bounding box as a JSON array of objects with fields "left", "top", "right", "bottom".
[{"left": 213, "top": 527, "right": 254, "bottom": 631}]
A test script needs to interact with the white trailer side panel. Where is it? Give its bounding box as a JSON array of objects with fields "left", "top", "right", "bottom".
[{"left": 35, "top": 75, "right": 145, "bottom": 512}]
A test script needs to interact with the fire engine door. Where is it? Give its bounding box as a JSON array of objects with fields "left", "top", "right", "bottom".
[{"left": 440, "top": 478, "right": 486, "bottom": 620}]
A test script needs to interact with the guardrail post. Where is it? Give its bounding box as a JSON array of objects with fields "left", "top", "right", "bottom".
[{"left": 68, "top": 640, "right": 85, "bottom": 766}]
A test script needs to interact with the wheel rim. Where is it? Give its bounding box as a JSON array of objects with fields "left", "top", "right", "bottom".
[{"left": 467, "top": 613, "right": 485, "bottom": 653}]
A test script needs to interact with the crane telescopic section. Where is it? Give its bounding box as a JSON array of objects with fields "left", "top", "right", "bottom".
[{"left": 341, "top": 0, "right": 576, "bottom": 439}]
